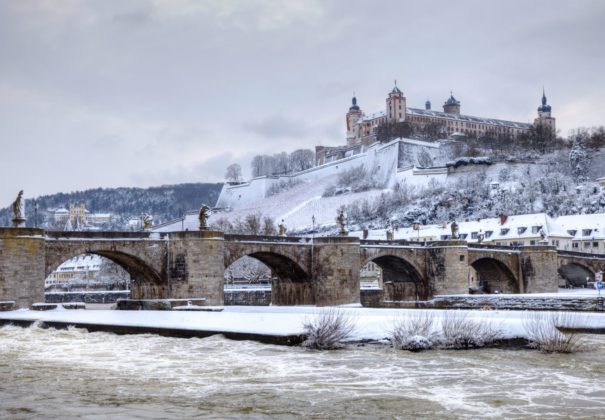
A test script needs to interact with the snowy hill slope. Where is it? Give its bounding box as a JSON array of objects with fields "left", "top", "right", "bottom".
[{"left": 213, "top": 173, "right": 387, "bottom": 232}]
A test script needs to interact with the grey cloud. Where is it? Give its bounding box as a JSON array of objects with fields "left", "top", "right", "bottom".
[
  {"left": 242, "top": 115, "right": 308, "bottom": 139},
  {"left": 0, "top": 0, "right": 604, "bottom": 205}
]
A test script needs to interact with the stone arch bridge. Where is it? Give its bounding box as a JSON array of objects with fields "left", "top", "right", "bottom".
[{"left": 1, "top": 228, "right": 598, "bottom": 308}]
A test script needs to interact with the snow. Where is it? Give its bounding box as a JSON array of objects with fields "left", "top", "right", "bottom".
[{"left": 2, "top": 305, "right": 604, "bottom": 341}]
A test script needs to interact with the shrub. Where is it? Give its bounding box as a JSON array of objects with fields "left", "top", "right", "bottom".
[
  {"left": 266, "top": 178, "right": 303, "bottom": 197},
  {"left": 391, "top": 312, "right": 437, "bottom": 351},
  {"left": 439, "top": 312, "right": 500, "bottom": 349},
  {"left": 523, "top": 312, "right": 591, "bottom": 353},
  {"left": 302, "top": 309, "right": 356, "bottom": 350}
]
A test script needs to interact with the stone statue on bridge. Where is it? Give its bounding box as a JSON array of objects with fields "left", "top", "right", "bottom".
[
  {"left": 11, "top": 190, "right": 26, "bottom": 227},
  {"left": 198, "top": 204, "right": 210, "bottom": 230},
  {"left": 336, "top": 208, "right": 347, "bottom": 236},
  {"left": 141, "top": 213, "right": 153, "bottom": 230},
  {"left": 278, "top": 219, "right": 287, "bottom": 237},
  {"left": 451, "top": 221, "right": 459, "bottom": 239}
]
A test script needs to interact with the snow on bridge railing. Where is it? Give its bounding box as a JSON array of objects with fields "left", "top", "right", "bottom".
[
  {"left": 557, "top": 250, "right": 605, "bottom": 259},
  {"left": 468, "top": 243, "right": 556, "bottom": 252},
  {"left": 224, "top": 234, "right": 312, "bottom": 244},
  {"left": 44, "top": 230, "right": 168, "bottom": 240},
  {"left": 360, "top": 239, "right": 467, "bottom": 247}
]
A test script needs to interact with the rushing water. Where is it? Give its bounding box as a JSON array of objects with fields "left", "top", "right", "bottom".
[{"left": 1, "top": 325, "right": 604, "bottom": 419}]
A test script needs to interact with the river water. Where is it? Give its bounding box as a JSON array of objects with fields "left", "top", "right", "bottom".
[{"left": 1, "top": 325, "right": 604, "bottom": 419}]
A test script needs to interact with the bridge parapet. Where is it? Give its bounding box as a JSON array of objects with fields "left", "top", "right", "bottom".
[
  {"left": 224, "top": 234, "right": 311, "bottom": 244},
  {"left": 557, "top": 250, "right": 605, "bottom": 260},
  {"left": 469, "top": 243, "right": 556, "bottom": 252},
  {"left": 45, "top": 230, "right": 168, "bottom": 240},
  {"left": 361, "top": 239, "right": 467, "bottom": 247}
]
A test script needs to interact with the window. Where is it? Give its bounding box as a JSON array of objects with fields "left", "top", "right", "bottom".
[
  {"left": 485, "top": 231, "right": 493, "bottom": 238},
  {"left": 471, "top": 232, "right": 478, "bottom": 239},
  {"left": 518, "top": 227, "right": 527, "bottom": 234},
  {"left": 500, "top": 228, "right": 509, "bottom": 235},
  {"left": 440, "top": 235, "right": 451, "bottom": 240},
  {"left": 459, "top": 233, "right": 468, "bottom": 239},
  {"left": 567, "top": 230, "right": 577, "bottom": 236},
  {"left": 582, "top": 229, "right": 592, "bottom": 236},
  {"left": 530, "top": 240, "right": 536, "bottom": 246},
  {"left": 584, "top": 242, "right": 590, "bottom": 248},
  {"left": 531, "top": 226, "right": 542, "bottom": 234},
  {"left": 573, "top": 242, "right": 579, "bottom": 249},
  {"left": 593, "top": 242, "right": 599, "bottom": 248},
  {"left": 459, "top": 255, "right": 465, "bottom": 261}
]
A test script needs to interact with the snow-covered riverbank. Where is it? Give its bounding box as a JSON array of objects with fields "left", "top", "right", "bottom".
[{"left": 2, "top": 306, "right": 605, "bottom": 342}]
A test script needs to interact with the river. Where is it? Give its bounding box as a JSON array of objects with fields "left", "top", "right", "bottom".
[{"left": 1, "top": 324, "right": 604, "bottom": 419}]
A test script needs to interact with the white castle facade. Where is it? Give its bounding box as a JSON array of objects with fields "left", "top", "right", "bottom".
[{"left": 345, "top": 83, "right": 555, "bottom": 146}]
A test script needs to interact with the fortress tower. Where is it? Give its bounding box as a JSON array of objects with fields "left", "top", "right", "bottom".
[
  {"left": 534, "top": 88, "right": 556, "bottom": 133},
  {"left": 386, "top": 81, "right": 406, "bottom": 122},
  {"left": 346, "top": 96, "right": 363, "bottom": 146},
  {"left": 443, "top": 92, "right": 461, "bottom": 114}
]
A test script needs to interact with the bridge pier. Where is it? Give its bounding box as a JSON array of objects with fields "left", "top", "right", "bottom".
[
  {"left": 426, "top": 244, "right": 469, "bottom": 296},
  {"left": 0, "top": 228, "right": 46, "bottom": 308},
  {"left": 312, "top": 237, "right": 360, "bottom": 306},
  {"left": 518, "top": 247, "right": 559, "bottom": 293},
  {"left": 167, "top": 231, "right": 225, "bottom": 306}
]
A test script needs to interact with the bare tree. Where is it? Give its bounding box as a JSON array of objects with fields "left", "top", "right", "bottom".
[
  {"left": 225, "top": 163, "right": 243, "bottom": 183},
  {"left": 262, "top": 216, "right": 277, "bottom": 235},
  {"left": 244, "top": 213, "right": 262, "bottom": 235},
  {"left": 251, "top": 155, "right": 274, "bottom": 177},
  {"left": 273, "top": 152, "right": 290, "bottom": 175},
  {"left": 289, "top": 149, "right": 315, "bottom": 172}
]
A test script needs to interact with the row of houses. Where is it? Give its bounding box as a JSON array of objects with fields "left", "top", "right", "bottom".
[{"left": 364, "top": 212, "right": 605, "bottom": 253}]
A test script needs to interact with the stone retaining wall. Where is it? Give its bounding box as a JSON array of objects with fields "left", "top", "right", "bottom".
[
  {"left": 45, "top": 292, "right": 130, "bottom": 304},
  {"left": 224, "top": 289, "right": 271, "bottom": 306}
]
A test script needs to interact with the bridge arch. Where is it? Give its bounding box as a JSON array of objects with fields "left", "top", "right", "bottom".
[
  {"left": 470, "top": 257, "right": 519, "bottom": 294},
  {"left": 46, "top": 249, "right": 163, "bottom": 284},
  {"left": 558, "top": 262, "right": 595, "bottom": 287},
  {"left": 224, "top": 244, "right": 313, "bottom": 305},
  {"left": 45, "top": 242, "right": 166, "bottom": 299},
  {"left": 362, "top": 254, "right": 428, "bottom": 301}
]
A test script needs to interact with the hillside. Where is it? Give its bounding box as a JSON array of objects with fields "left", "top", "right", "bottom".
[
  {"left": 208, "top": 139, "right": 605, "bottom": 235},
  {"left": 0, "top": 183, "right": 223, "bottom": 230}
]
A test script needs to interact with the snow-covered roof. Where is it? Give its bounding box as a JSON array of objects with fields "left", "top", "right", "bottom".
[
  {"left": 55, "top": 254, "right": 102, "bottom": 272},
  {"left": 355, "top": 106, "right": 531, "bottom": 129},
  {"left": 407, "top": 107, "right": 532, "bottom": 129},
  {"left": 356, "top": 213, "right": 573, "bottom": 243},
  {"left": 555, "top": 213, "right": 605, "bottom": 240},
  {"left": 54, "top": 208, "right": 69, "bottom": 214},
  {"left": 361, "top": 110, "right": 386, "bottom": 122},
  {"left": 89, "top": 213, "right": 111, "bottom": 218}
]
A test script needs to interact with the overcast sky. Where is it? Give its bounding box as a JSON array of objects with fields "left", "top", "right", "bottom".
[{"left": 1, "top": 0, "right": 604, "bottom": 205}]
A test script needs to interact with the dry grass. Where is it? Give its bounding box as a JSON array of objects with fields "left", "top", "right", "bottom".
[
  {"left": 439, "top": 312, "right": 501, "bottom": 349},
  {"left": 523, "top": 312, "right": 592, "bottom": 353},
  {"left": 391, "top": 312, "right": 438, "bottom": 351},
  {"left": 302, "top": 309, "right": 356, "bottom": 350}
]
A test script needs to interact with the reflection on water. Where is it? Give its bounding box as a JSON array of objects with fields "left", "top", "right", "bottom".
[{"left": 1, "top": 324, "right": 604, "bottom": 419}]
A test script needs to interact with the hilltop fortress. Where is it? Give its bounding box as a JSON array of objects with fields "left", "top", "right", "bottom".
[
  {"left": 317, "top": 83, "right": 555, "bottom": 164},
  {"left": 347, "top": 83, "right": 555, "bottom": 144},
  {"left": 216, "top": 84, "right": 556, "bottom": 223}
]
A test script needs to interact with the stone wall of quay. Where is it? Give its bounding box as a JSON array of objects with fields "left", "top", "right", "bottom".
[
  {"left": 224, "top": 289, "right": 272, "bottom": 306},
  {"left": 45, "top": 291, "right": 130, "bottom": 304}
]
